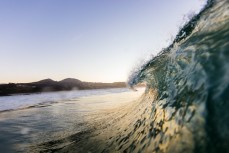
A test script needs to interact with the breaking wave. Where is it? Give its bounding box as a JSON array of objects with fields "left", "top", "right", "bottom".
[
  {"left": 125, "top": 0, "right": 229, "bottom": 152},
  {"left": 30, "top": 0, "right": 229, "bottom": 152}
]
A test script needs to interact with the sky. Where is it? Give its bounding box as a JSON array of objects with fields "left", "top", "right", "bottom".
[{"left": 0, "top": 0, "right": 206, "bottom": 83}]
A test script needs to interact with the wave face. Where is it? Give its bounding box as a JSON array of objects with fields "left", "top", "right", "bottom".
[{"left": 125, "top": 0, "right": 229, "bottom": 152}]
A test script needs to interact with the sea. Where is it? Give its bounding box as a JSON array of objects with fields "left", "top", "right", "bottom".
[
  {"left": 0, "top": 0, "right": 228, "bottom": 152},
  {"left": 0, "top": 88, "right": 145, "bottom": 152}
]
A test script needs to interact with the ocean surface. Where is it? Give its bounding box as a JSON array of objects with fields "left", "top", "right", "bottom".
[
  {"left": 1, "top": 0, "right": 228, "bottom": 152},
  {"left": 0, "top": 88, "right": 145, "bottom": 152},
  {"left": 0, "top": 88, "right": 133, "bottom": 112}
]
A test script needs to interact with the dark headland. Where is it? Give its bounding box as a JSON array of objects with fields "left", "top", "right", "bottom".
[{"left": 0, "top": 78, "right": 127, "bottom": 96}]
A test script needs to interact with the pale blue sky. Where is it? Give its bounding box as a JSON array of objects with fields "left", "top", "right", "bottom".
[{"left": 0, "top": 0, "right": 206, "bottom": 83}]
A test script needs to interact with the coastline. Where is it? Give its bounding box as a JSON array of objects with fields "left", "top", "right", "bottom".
[{"left": 0, "top": 78, "right": 127, "bottom": 97}]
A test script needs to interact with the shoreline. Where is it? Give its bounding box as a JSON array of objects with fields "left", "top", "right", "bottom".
[{"left": 0, "top": 78, "right": 127, "bottom": 97}]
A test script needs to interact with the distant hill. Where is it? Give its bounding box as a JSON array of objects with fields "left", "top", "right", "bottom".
[
  {"left": 33, "top": 78, "right": 57, "bottom": 85},
  {"left": 59, "top": 78, "right": 81, "bottom": 84},
  {"left": 59, "top": 78, "right": 84, "bottom": 90},
  {"left": 0, "top": 78, "right": 127, "bottom": 96}
]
